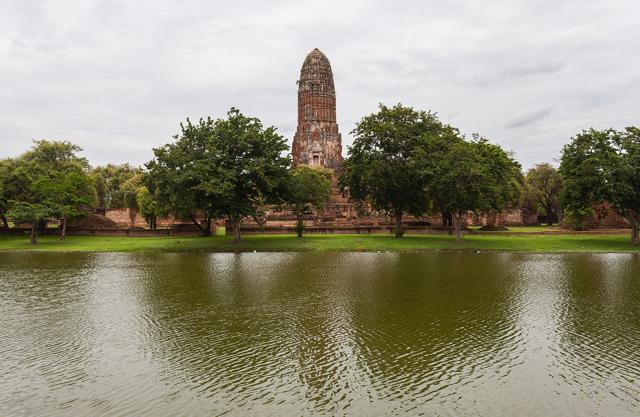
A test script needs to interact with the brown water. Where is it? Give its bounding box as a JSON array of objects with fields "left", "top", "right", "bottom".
[{"left": 1, "top": 252, "right": 639, "bottom": 416}]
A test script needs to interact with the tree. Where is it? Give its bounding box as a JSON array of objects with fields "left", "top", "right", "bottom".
[
  {"left": 0, "top": 178, "right": 4, "bottom": 232},
  {"left": 560, "top": 128, "right": 640, "bottom": 245},
  {"left": 136, "top": 185, "right": 162, "bottom": 230},
  {"left": 208, "top": 108, "right": 290, "bottom": 243},
  {"left": 613, "top": 127, "right": 640, "bottom": 245},
  {"left": 286, "top": 166, "right": 332, "bottom": 238},
  {"left": 0, "top": 158, "right": 19, "bottom": 232},
  {"left": 475, "top": 138, "right": 523, "bottom": 226},
  {"left": 147, "top": 108, "right": 290, "bottom": 242},
  {"left": 38, "top": 171, "right": 96, "bottom": 239},
  {"left": 428, "top": 138, "right": 520, "bottom": 243},
  {"left": 7, "top": 141, "right": 95, "bottom": 243},
  {"left": 7, "top": 157, "right": 53, "bottom": 244},
  {"left": 118, "top": 173, "right": 144, "bottom": 226},
  {"left": 9, "top": 201, "right": 52, "bottom": 244},
  {"left": 146, "top": 117, "right": 218, "bottom": 236},
  {"left": 340, "top": 103, "right": 458, "bottom": 238},
  {"left": 526, "top": 163, "right": 563, "bottom": 225},
  {"left": 23, "top": 141, "right": 96, "bottom": 239},
  {"left": 91, "top": 164, "right": 142, "bottom": 208}
]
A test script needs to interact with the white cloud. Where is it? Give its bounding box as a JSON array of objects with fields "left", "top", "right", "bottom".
[{"left": 1, "top": 0, "right": 638, "bottom": 169}]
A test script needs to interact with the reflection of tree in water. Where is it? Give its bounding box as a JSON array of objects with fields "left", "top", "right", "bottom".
[
  {"left": 554, "top": 254, "right": 640, "bottom": 412},
  {"left": 343, "top": 252, "right": 523, "bottom": 413},
  {"left": 129, "top": 252, "right": 524, "bottom": 415},
  {"left": 131, "top": 252, "right": 341, "bottom": 415}
]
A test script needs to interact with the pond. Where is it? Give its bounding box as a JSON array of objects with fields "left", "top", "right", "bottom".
[{"left": 1, "top": 252, "right": 639, "bottom": 416}]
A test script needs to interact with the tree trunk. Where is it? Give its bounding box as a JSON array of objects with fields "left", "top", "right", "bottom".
[
  {"left": 128, "top": 208, "right": 136, "bottom": 227},
  {"left": 188, "top": 213, "right": 210, "bottom": 236},
  {"left": 296, "top": 214, "right": 304, "bottom": 238},
  {"left": 0, "top": 209, "right": 8, "bottom": 232},
  {"left": 233, "top": 219, "right": 241, "bottom": 244},
  {"left": 441, "top": 211, "right": 452, "bottom": 227},
  {"left": 60, "top": 217, "right": 67, "bottom": 240},
  {"left": 555, "top": 204, "right": 563, "bottom": 225},
  {"left": 630, "top": 214, "right": 639, "bottom": 246},
  {"left": 546, "top": 204, "right": 554, "bottom": 226},
  {"left": 452, "top": 214, "right": 463, "bottom": 243},
  {"left": 38, "top": 218, "right": 47, "bottom": 235},
  {"left": 394, "top": 211, "right": 403, "bottom": 238},
  {"left": 30, "top": 221, "right": 37, "bottom": 245}
]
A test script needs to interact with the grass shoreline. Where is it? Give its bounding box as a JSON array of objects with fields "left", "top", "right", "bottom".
[{"left": 1, "top": 233, "right": 638, "bottom": 253}]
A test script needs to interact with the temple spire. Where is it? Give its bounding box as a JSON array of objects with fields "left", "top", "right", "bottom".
[{"left": 292, "top": 48, "right": 343, "bottom": 170}]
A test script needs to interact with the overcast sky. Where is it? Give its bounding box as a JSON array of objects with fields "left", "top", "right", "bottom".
[{"left": 1, "top": 0, "right": 638, "bottom": 169}]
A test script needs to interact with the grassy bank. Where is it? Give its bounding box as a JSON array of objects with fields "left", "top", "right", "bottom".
[{"left": 0, "top": 233, "right": 638, "bottom": 253}]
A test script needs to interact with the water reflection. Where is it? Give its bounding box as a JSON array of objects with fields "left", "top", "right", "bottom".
[{"left": 1, "top": 252, "right": 639, "bottom": 416}]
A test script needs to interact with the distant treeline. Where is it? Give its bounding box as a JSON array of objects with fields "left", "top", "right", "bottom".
[{"left": 1, "top": 104, "right": 638, "bottom": 245}]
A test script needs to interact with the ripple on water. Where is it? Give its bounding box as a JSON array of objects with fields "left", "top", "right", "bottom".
[{"left": 1, "top": 252, "right": 640, "bottom": 416}]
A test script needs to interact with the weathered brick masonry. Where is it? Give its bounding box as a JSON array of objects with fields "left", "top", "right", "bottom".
[{"left": 292, "top": 48, "right": 343, "bottom": 171}]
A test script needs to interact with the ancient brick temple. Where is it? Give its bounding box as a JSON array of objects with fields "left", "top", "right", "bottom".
[
  {"left": 235, "top": 48, "right": 537, "bottom": 233},
  {"left": 292, "top": 48, "right": 343, "bottom": 170}
]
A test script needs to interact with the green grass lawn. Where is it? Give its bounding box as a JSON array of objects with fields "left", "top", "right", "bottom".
[
  {"left": 467, "top": 225, "right": 563, "bottom": 233},
  {"left": 0, "top": 233, "right": 638, "bottom": 253}
]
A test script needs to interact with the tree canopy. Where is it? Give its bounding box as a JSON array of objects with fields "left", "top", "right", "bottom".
[
  {"left": 560, "top": 127, "right": 640, "bottom": 244},
  {"left": 526, "top": 163, "right": 563, "bottom": 226},
  {"left": 146, "top": 108, "right": 290, "bottom": 242},
  {"left": 286, "top": 166, "right": 332, "bottom": 238},
  {"left": 91, "top": 164, "right": 143, "bottom": 209},
  {"left": 428, "top": 137, "right": 522, "bottom": 242},
  {"left": 5, "top": 141, "right": 95, "bottom": 243},
  {"left": 340, "top": 103, "right": 459, "bottom": 237}
]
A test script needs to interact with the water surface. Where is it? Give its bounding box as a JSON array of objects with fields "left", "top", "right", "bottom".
[{"left": 1, "top": 252, "right": 639, "bottom": 416}]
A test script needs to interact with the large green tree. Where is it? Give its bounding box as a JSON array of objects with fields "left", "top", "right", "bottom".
[
  {"left": 91, "top": 164, "right": 142, "bottom": 208},
  {"left": 136, "top": 185, "right": 163, "bottom": 230},
  {"left": 560, "top": 128, "right": 640, "bottom": 244},
  {"left": 146, "top": 117, "right": 219, "bottom": 236},
  {"left": 475, "top": 137, "right": 524, "bottom": 226},
  {"left": 526, "top": 163, "right": 563, "bottom": 226},
  {"left": 147, "top": 108, "right": 290, "bottom": 242},
  {"left": 0, "top": 158, "right": 20, "bottom": 232},
  {"left": 428, "top": 138, "right": 521, "bottom": 242},
  {"left": 286, "top": 166, "right": 332, "bottom": 238},
  {"left": 340, "top": 103, "right": 458, "bottom": 237},
  {"left": 7, "top": 141, "right": 95, "bottom": 243}
]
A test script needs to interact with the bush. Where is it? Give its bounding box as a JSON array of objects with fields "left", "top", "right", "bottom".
[{"left": 562, "top": 207, "right": 594, "bottom": 231}]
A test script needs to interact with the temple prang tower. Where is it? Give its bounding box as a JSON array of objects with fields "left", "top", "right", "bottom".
[{"left": 292, "top": 48, "right": 343, "bottom": 171}]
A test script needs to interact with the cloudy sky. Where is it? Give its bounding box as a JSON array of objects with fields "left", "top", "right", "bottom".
[{"left": 1, "top": 0, "right": 638, "bottom": 169}]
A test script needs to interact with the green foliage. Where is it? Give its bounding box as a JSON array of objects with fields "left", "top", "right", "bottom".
[
  {"left": 526, "top": 163, "right": 563, "bottom": 225},
  {"left": 4, "top": 140, "right": 95, "bottom": 242},
  {"left": 428, "top": 137, "right": 522, "bottom": 242},
  {"left": 91, "top": 164, "right": 142, "bottom": 208},
  {"left": 8, "top": 201, "right": 52, "bottom": 232},
  {"left": 340, "top": 103, "right": 459, "bottom": 237},
  {"left": 562, "top": 207, "right": 594, "bottom": 231},
  {"left": 146, "top": 117, "right": 218, "bottom": 233},
  {"left": 146, "top": 108, "right": 290, "bottom": 240},
  {"left": 287, "top": 166, "right": 332, "bottom": 237},
  {"left": 0, "top": 158, "right": 21, "bottom": 229},
  {"left": 120, "top": 174, "right": 143, "bottom": 210},
  {"left": 136, "top": 185, "right": 163, "bottom": 229},
  {"left": 559, "top": 129, "right": 617, "bottom": 212},
  {"left": 474, "top": 137, "right": 524, "bottom": 215},
  {"left": 560, "top": 127, "right": 640, "bottom": 243}
]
